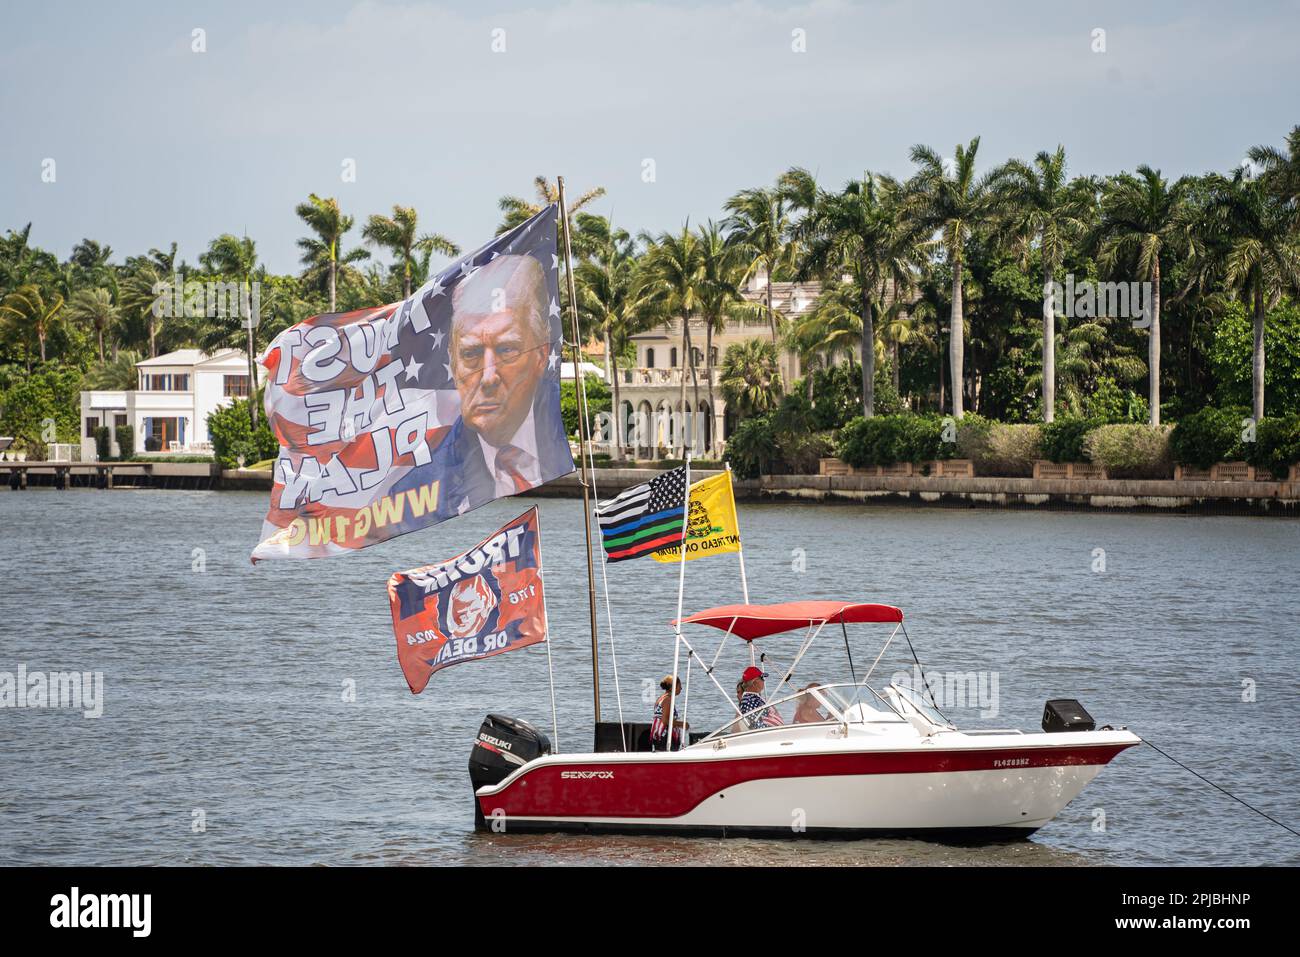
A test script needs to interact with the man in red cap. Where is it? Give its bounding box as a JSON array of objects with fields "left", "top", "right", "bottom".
[{"left": 739, "top": 666, "right": 784, "bottom": 730}]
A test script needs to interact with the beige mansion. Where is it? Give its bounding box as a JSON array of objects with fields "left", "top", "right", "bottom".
[{"left": 607, "top": 270, "right": 823, "bottom": 458}]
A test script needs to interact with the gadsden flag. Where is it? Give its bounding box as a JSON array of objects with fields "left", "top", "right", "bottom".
[{"left": 651, "top": 471, "right": 741, "bottom": 563}]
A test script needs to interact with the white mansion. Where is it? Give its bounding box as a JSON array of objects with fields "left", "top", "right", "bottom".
[{"left": 79, "top": 349, "right": 261, "bottom": 460}]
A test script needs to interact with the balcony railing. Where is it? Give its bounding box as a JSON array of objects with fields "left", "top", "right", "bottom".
[{"left": 621, "top": 367, "right": 722, "bottom": 386}]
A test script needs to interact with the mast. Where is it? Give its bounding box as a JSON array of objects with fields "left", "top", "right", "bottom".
[{"left": 557, "top": 176, "right": 602, "bottom": 725}]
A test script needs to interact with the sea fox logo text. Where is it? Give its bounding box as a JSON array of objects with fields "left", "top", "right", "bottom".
[{"left": 560, "top": 770, "right": 614, "bottom": 779}]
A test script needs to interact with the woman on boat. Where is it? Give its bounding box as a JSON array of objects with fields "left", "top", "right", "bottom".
[
  {"left": 739, "top": 666, "right": 783, "bottom": 729},
  {"left": 650, "top": 675, "right": 688, "bottom": 751},
  {"left": 793, "top": 683, "right": 830, "bottom": 723}
]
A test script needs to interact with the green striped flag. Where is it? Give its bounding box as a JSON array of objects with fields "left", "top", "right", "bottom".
[{"left": 596, "top": 466, "right": 688, "bottom": 562}]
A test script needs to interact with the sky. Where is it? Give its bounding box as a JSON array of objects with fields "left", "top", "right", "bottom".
[{"left": 1, "top": 0, "right": 1297, "bottom": 275}]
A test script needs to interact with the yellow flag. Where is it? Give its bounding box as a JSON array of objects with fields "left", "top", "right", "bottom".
[{"left": 651, "top": 471, "right": 741, "bottom": 563}]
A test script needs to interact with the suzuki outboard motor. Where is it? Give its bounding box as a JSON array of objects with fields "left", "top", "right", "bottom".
[{"left": 468, "top": 714, "right": 551, "bottom": 830}]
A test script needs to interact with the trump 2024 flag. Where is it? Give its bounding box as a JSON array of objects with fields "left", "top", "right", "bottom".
[
  {"left": 251, "top": 205, "right": 573, "bottom": 561},
  {"left": 387, "top": 508, "right": 547, "bottom": 694}
]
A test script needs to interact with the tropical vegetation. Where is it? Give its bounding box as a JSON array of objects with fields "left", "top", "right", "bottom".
[{"left": 3, "top": 124, "right": 1299, "bottom": 480}]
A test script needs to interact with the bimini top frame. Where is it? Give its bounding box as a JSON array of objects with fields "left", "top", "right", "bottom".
[
  {"left": 673, "top": 601, "right": 904, "bottom": 641},
  {"left": 667, "top": 600, "right": 910, "bottom": 741}
]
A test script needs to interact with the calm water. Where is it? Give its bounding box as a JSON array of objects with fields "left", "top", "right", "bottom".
[{"left": 1, "top": 487, "right": 1297, "bottom": 866}]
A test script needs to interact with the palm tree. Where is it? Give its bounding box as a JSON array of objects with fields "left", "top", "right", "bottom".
[
  {"left": 640, "top": 227, "right": 705, "bottom": 453},
  {"left": 904, "top": 270, "right": 953, "bottom": 412},
  {"left": 118, "top": 244, "right": 179, "bottom": 359},
  {"left": 498, "top": 177, "right": 606, "bottom": 235},
  {"left": 295, "top": 194, "right": 368, "bottom": 311},
  {"left": 796, "top": 173, "right": 915, "bottom": 416},
  {"left": 778, "top": 167, "right": 821, "bottom": 220},
  {"left": 993, "top": 147, "right": 1093, "bottom": 422},
  {"left": 84, "top": 350, "right": 143, "bottom": 391},
  {"left": 362, "top": 205, "right": 459, "bottom": 301},
  {"left": 575, "top": 223, "right": 653, "bottom": 458},
  {"left": 70, "top": 239, "right": 115, "bottom": 288},
  {"left": 906, "top": 138, "right": 998, "bottom": 417},
  {"left": 201, "top": 234, "right": 262, "bottom": 426},
  {"left": 877, "top": 296, "right": 929, "bottom": 397},
  {"left": 722, "top": 186, "right": 798, "bottom": 348},
  {"left": 787, "top": 279, "right": 884, "bottom": 402},
  {"left": 1248, "top": 125, "right": 1300, "bottom": 212},
  {"left": 0, "top": 284, "right": 64, "bottom": 367},
  {"left": 0, "top": 223, "right": 36, "bottom": 291},
  {"left": 1027, "top": 313, "right": 1147, "bottom": 416},
  {"left": 67, "top": 287, "right": 119, "bottom": 361},
  {"left": 694, "top": 221, "right": 754, "bottom": 453},
  {"left": 720, "top": 339, "right": 783, "bottom": 419},
  {"left": 1092, "top": 166, "right": 1196, "bottom": 426},
  {"left": 1202, "top": 167, "right": 1300, "bottom": 420}
]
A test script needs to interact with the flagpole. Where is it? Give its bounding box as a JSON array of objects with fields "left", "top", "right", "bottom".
[
  {"left": 536, "top": 510, "right": 561, "bottom": 753},
  {"left": 725, "top": 461, "right": 755, "bottom": 666},
  {"left": 668, "top": 453, "right": 692, "bottom": 750},
  {"left": 726, "top": 461, "right": 750, "bottom": 605},
  {"left": 557, "top": 176, "right": 603, "bottom": 727},
  {"left": 674, "top": 454, "right": 692, "bottom": 634}
]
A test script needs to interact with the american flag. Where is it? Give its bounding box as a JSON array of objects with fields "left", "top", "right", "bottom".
[
  {"left": 595, "top": 466, "right": 687, "bottom": 562},
  {"left": 741, "top": 691, "right": 784, "bottom": 728}
]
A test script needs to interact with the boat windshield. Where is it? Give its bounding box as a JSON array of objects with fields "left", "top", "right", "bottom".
[
  {"left": 887, "top": 682, "right": 955, "bottom": 729},
  {"left": 703, "top": 682, "right": 906, "bottom": 740}
]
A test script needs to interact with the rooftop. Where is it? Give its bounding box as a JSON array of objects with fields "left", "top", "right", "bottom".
[{"left": 135, "top": 348, "right": 245, "bottom": 368}]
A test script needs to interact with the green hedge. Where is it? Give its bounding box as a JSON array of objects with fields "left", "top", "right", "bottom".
[
  {"left": 1169, "top": 407, "right": 1248, "bottom": 468},
  {"left": 208, "top": 399, "right": 279, "bottom": 469},
  {"left": 561, "top": 375, "right": 611, "bottom": 439},
  {"left": 1244, "top": 415, "right": 1300, "bottom": 480},
  {"left": 725, "top": 416, "right": 779, "bottom": 479},
  {"left": 1040, "top": 417, "right": 1098, "bottom": 463},
  {"left": 1084, "top": 425, "right": 1172, "bottom": 479},
  {"left": 979, "top": 423, "right": 1042, "bottom": 477},
  {"left": 115, "top": 424, "right": 135, "bottom": 459},
  {"left": 837, "top": 414, "right": 952, "bottom": 469},
  {"left": 94, "top": 425, "right": 112, "bottom": 461}
]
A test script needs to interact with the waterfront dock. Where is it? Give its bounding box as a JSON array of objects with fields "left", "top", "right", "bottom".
[
  {"left": 0, "top": 460, "right": 216, "bottom": 490},
  {"left": 4, "top": 462, "right": 1297, "bottom": 514}
]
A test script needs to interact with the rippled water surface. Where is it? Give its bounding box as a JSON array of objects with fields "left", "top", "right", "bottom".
[{"left": 1, "top": 488, "right": 1297, "bottom": 865}]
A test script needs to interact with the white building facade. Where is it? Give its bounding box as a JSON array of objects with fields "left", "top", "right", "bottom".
[{"left": 79, "top": 349, "right": 260, "bottom": 460}]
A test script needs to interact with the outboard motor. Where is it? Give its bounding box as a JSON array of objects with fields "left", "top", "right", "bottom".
[
  {"left": 1042, "top": 698, "right": 1096, "bottom": 732},
  {"left": 468, "top": 714, "right": 551, "bottom": 830}
]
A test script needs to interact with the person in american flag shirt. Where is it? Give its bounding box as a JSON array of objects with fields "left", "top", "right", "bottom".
[
  {"left": 650, "top": 675, "right": 689, "bottom": 751},
  {"left": 739, "top": 666, "right": 784, "bottom": 730}
]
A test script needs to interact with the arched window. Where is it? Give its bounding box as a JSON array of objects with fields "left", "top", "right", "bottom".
[
  {"left": 670, "top": 347, "right": 678, "bottom": 367},
  {"left": 645, "top": 347, "right": 655, "bottom": 368}
]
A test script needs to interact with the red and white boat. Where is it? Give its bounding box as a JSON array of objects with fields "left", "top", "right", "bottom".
[{"left": 469, "top": 601, "right": 1140, "bottom": 839}]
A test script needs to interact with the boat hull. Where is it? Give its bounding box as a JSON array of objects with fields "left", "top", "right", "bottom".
[{"left": 474, "top": 734, "right": 1139, "bottom": 839}]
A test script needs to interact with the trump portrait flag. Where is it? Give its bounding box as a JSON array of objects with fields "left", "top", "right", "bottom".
[
  {"left": 250, "top": 205, "right": 574, "bottom": 561},
  {"left": 387, "top": 508, "right": 547, "bottom": 694}
]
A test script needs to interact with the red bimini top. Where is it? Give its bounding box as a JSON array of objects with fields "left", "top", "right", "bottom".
[{"left": 674, "top": 601, "right": 903, "bottom": 641}]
